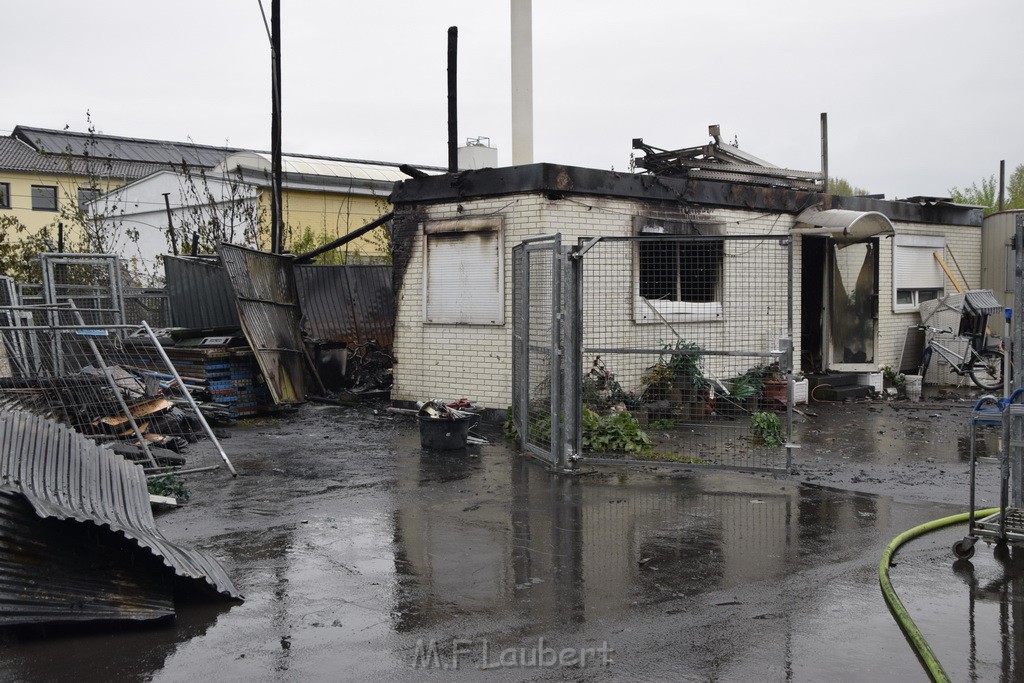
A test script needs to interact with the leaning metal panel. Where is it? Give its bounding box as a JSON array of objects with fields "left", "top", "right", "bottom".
[{"left": 574, "top": 234, "right": 794, "bottom": 472}]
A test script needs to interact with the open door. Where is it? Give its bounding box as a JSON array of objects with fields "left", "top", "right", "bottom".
[
  {"left": 794, "top": 207, "right": 893, "bottom": 374},
  {"left": 827, "top": 239, "right": 878, "bottom": 371}
]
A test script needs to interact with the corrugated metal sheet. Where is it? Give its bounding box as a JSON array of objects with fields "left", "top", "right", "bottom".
[
  {"left": 294, "top": 265, "right": 394, "bottom": 350},
  {"left": 219, "top": 244, "right": 314, "bottom": 404},
  {"left": 164, "top": 255, "right": 241, "bottom": 329},
  {"left": 0, "top": 410, "right": 241, "bottom": 601},
  {"left": 0, "top": 487, "right": 175, "bottom": 625}
]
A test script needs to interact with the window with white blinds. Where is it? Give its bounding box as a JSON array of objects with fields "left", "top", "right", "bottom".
[
  {"left": 422, "top": 218, "right": 504, "bottom": 325},
  {"left": 892, "top": 234, "right": 945, "bottom": 312}
]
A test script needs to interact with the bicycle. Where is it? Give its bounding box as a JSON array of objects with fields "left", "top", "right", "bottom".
[{"left": 916, "top": 325, "right": 1004, "bottom": 391}]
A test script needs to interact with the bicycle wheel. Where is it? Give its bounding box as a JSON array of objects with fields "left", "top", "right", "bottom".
[
  {"left": 969, "top": 349, "right": 1003, "bottom": 391},
  {"left": 917, "top": 346, "right": 932, "bottom": 378}
]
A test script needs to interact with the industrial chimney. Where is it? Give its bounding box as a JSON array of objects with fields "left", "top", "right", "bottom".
[{"left": 510, "top": 0, "right": 534, "bottom": 165}]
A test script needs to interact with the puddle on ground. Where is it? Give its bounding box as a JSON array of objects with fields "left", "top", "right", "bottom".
[{"left": 1, "top": 407, "right": 1021, "bottom": 680}]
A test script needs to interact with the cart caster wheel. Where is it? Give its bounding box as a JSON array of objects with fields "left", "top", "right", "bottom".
[
  {"left": 994, "top": 543, "right": 1011, "bottom": 562},
  {"left": 953, "top": 539, "right": 976, "bottom": 560}
]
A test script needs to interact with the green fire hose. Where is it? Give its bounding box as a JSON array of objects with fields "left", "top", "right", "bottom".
[{"left": 879, "top": 507, "right": 999, "bottom": 683}]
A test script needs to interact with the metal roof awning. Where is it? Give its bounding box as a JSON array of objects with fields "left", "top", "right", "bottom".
[
  {"left": 963, "top": 289, "right": 1004, "bottom": 315},
  {"left": 793, "top": 207, "right": 896, "bottom": 241}
]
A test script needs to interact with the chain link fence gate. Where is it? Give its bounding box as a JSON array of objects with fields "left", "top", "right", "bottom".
[
  {"left": 511, "top": 235, "right": 578, "bottom": 470},
  {"left": 513, "top": 232, "right": 794, "bottom": 473}
]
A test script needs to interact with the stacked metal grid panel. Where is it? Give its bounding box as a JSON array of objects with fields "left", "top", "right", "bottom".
[
  {"left": 574, "top": 234, "right": 793, "bottom": 472},
  {"left": 0, "top": 309, "right": 228, "bottom": 470}
]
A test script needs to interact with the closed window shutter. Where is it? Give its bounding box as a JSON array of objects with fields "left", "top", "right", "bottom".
[
  {"left": 425, "top": 230, "right": 503, "bottom": 324},
  {"left": 895, "top": 237, "right": 945, "bottom": 289}
]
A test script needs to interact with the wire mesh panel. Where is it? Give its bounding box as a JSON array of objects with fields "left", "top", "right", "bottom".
[
  {"left": 575, "top": 234, "right": 793, "bottom": 472},
  {"left": 0, "top": 308, "right": 231, "bottom": 474},
  {"left": 40, "top": 254, "right": 124, "bottom": 327},
  {"left": 512, "top": 237, "right": 567, "bottom": 467},
  {"left": 123, "top": 288, "right": 170, "bottom": 327}
]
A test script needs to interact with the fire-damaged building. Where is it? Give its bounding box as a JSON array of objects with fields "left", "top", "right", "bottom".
[{"left": 387, "top": 133, "right": 985, "bottom": 412}]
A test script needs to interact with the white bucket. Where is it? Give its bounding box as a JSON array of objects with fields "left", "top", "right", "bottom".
[{"left": 904, "top": 374, "right": 923, "bottom": 401}]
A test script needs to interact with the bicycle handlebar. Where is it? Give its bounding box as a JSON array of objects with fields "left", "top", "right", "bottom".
[{"left": 917, "top": 324, "right": 954, "bottom": 335}]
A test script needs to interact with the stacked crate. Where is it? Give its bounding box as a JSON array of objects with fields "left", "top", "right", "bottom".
[{"left": 163, "top": 346, "right": 270, "bottom": 418}]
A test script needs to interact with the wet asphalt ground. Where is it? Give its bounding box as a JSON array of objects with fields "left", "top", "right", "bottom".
[{"left": 2, "top": 389, "right": 1023, "bottom": 681}]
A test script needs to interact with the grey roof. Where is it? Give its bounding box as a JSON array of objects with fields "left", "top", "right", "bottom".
[
  {"left": 3, "top": 125, "right": 447, "bottom": 186},
  {"left": 0, "top": 409, "right": 241, "bottom": 599},
  {"left": 15, "top": 125, "right": 240, "bottom": 169},
  {"left": 0, "top": 135, "right": 167, "bottom": 180}
]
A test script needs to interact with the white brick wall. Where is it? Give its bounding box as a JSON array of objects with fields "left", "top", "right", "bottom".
[
  {"left": 394, "top": 197, "right": 980, "bottom": 408},
  {"left": 393, "top": 195, "right": 798, "bottom": 409}
]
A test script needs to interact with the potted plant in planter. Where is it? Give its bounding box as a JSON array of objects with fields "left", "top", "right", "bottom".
[
  {"left": 755, "top": 362, "right": 788, "bottom": 410},
  {"left": 643, "top": 337, "right": 708, "bottom": 419},
  {"left": 717, "top": 371, "right": 761, "bottom": 417},
  {"left": 750, "top": 411, "right": 784, "bottom": 447}
]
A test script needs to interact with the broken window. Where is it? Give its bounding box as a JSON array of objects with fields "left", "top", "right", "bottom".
[
  {"left": 893, "top": 234, "right": 945, "bottom": 312},
  {"left": 634, "top": 217, "right": 724, "bottom": 323},
  {"left": 422, "top": 217, "right": 504, "bottom": 325}
]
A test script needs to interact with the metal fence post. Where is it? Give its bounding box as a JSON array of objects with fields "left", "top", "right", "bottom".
[
  {"left": 141, "top": 320, "right": 237, "bottom": 476},
  {"left": 560, "top": 243, "right": 581, "bottom": 471}
]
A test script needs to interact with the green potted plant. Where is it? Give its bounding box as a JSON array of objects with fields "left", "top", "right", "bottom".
[
  {"left": 641, "top": 340, "right": 706, "bottom": 421},
  {"left": 717, "top": 372, "right": 761, "bottom": 417}
]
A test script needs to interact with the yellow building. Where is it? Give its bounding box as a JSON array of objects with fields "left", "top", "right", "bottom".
[{"left": 1, "top": 125, "right": 440, "bottom": 271}]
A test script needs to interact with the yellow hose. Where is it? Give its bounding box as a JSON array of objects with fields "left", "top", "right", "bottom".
[{"left": 878, "top": 507, "right": 999, "bottom": 683}]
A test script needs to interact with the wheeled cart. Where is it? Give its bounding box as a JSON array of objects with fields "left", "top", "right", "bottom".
[{"left": 953, "top": 390, "right": 1024, "bottom": 559}]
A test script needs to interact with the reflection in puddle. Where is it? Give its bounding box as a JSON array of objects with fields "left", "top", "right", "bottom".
[{"left": 392, "top": 449, "right": 889, "bottom": 646}]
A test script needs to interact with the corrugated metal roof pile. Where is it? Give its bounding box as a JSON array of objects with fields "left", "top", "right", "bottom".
[{"left": 0, "top": 409, "right": 240, "bottom": 626}]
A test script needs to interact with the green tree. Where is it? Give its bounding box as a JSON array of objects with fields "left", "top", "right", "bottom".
[
  {"left": 0, "top": 215, "right": 50, "bottom": 283},
  {"left": 949, "top": 163, "right": 1024, "bottom": 215},
  {"left": 828, "top": 177, "right": 871, "bottom": 196}
]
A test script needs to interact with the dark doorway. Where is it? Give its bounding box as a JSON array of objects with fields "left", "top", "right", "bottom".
[{"left": 801, "top": 237, "right": 827, "bottom": 373}]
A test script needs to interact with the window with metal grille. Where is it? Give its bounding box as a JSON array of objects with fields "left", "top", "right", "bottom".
[
  {"left": 422, "top": 217, "right": 504, "bottom": 325},
  {"left": 634, "top": 217, "right": 724, "bottom": 323},
  {"left": 893, "top": 234, "right": 945, "bottom": 312}
]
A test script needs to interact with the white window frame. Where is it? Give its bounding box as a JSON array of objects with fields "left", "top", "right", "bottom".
[
  {"left": 422, "top": 217, "right": 504, "bottom": 325},
  {"left": 892, "top": 234, "right": 946, "bottom": 313},
  {"left": 633, "top": 218, "right": 724, "bottom": 324}
]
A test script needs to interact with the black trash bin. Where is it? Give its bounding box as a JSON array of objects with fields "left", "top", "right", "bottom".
[{"left": 418, "top": 414, "right": 473, "bottom": 450}]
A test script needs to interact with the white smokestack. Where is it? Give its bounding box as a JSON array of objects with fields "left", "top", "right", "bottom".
[{"left": 510, "top": 0, "right": 534, "bottom": 165}]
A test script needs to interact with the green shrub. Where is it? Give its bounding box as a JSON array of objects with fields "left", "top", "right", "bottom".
[{"left": 750, "top": 411, "right": 784, "bottom": 448}]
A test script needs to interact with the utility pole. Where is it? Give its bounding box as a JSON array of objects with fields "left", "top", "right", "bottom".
[
  {"left": 447, "top": 27, "right": 458, "bottom": 173},
  {"left": 162, "top": 192, "right": 179, "bottom": 256},
  {"left": 270, "top": 0, "right": 283, "bottom": 254}
]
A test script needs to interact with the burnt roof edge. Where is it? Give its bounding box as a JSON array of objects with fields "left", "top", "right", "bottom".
[{"left": 389, "top": 163, "right": 983, "bottom": 228}]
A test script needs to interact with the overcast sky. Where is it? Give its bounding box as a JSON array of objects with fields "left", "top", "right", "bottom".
[{"left": 4, "top": 1, "right": 1022, "bottom": 199}]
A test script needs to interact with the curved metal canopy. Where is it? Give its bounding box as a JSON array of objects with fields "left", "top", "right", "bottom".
[{"left": 793, "top": 207, "right": 895, "bottom": 241}]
